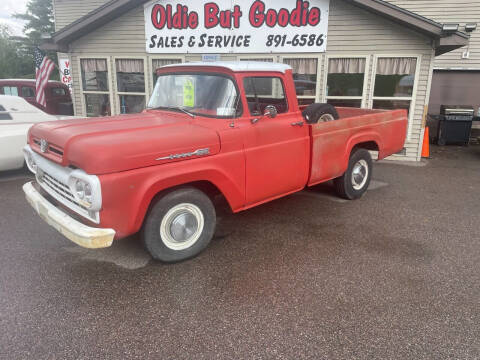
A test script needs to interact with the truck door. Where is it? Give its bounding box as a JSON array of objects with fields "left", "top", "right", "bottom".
[{"left": 241, "top": 75, "right": 310, "bottom": 206}]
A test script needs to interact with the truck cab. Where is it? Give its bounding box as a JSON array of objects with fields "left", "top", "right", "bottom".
[{"left": 23, "top": 62, "right": 407, "bottom": 262}]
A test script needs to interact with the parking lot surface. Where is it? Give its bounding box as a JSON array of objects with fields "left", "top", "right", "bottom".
[{"left": 1, "top": 145, "right": 479, "bottom": 359}]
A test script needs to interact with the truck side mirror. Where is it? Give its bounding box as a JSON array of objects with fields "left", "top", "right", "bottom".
[{"left": 263, "top": 105, "right": 278, "bottom": 118}]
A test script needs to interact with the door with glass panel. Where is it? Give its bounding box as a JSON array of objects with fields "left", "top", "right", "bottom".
[{"left": 241, "top": 75, "right": 309, "bottom": 205}]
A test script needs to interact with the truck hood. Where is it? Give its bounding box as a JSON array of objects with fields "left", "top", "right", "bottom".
[{"left": 29, "top": 111, "right": 221, "bottom": 174}]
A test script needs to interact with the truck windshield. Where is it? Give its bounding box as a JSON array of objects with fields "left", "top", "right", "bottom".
[{"left": 148, "top": 73, "right": 240, "bottom": 118}]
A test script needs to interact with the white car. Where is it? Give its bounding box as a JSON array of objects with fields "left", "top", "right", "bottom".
[{"left": 0, "top": 95, "right": 77, "bottom": 171}]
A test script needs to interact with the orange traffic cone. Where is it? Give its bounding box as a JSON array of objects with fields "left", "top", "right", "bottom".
[{"left": 421, "top": 126, "right": 430, "bottom": 158}]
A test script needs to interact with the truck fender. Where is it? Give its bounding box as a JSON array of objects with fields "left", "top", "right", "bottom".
[
  {"left": 344, "top": 132, "right": 383, "bottom": 166},
  {"left": 131, "top": 167, "right": 244, "bottom": 234}
]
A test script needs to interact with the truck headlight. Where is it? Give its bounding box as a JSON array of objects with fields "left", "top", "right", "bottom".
[
  {"left": 25, "top": 151, "right": 37, "bottom": 174},
  {"left": 74, "top": 179, "right": 93, "bottom": 206},
  {"left": 68, "top": 173, "right": 101, "bottom": 211}
]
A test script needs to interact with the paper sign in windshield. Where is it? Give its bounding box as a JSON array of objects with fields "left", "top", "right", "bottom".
[{"left": 183, "top": 78, "right": 195, "bottom": 107}]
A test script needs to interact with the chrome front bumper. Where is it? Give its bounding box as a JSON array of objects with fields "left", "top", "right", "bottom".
[{"left": 23, "top": 182, "right": 115, "bottom": 249}]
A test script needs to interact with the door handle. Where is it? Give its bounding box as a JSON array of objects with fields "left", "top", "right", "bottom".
[
  {"left": 251, "top": 118, "right": 260, "bottom": 124},
  {"left": 291, "top": 121, "right": 304, "bottom": 127}
]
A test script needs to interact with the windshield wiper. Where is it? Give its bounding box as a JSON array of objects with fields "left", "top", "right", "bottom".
[
  {"left": 150, "top": 106, "right": 196, "bottom": 118},
  {"left": 175, "top": 107, "right": 196, "bottom": 118}
]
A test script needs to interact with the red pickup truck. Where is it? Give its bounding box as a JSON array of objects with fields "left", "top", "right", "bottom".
[{"left": 23, "top": 62, "right": 407, "bottom": 262}]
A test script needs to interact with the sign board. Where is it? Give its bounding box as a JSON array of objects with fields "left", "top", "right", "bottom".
[
  {"left": 58, "top": 58, "right": 73, "bottom": 94},
  {"left": 144, "top": 0, "right": 329, "bottom": 54},
  {"left": 202, "top": 54, "right": 221, "bottom": 62}
]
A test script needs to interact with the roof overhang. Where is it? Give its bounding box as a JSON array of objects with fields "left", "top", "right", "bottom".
[
  {"left": 343, "top": 0, "right": 469, "bottom": 56},
  {"left": 41, "top": 0, "right": 151, "bottom": 52},
  {"left": 42, "top": 0, "right": 469, "bottom": 57}
]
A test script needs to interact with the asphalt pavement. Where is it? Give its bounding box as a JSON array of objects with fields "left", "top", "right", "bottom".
[{"left": 0, "top": 145, "right": 479, "bottom": 359}]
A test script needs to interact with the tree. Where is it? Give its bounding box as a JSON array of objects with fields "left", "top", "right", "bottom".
[
  {"left": 14, "top": 0, "right": 54, "bottom": 47},
  {"left": 12, "top": 0, "right": 59, "bottom": 80},
  {"left": 0, "top": 25, "right": 35, "bottom": 79}
]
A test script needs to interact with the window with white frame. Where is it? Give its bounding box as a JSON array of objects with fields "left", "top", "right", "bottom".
[
  {"left": 115, "top": 58, "right": 146, "bottom": 114},
  {"left": 80, "top": 58, "right": 111, "bottom": 117},
  {"left": 372, "top": 57, "right": 417, "bottom": 115},
  {"left": 283, "top": 58, "right": 318, "bottom": 105},
  {"left": 151, "top": 58, "right": 183, "bottom": 88},
  {"left": 326, "top": 57, "right": 367, "bottom": 108}
]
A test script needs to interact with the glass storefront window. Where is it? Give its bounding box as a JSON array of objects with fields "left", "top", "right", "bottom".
[
  {"left": 284, "top": 58, "right": 318, "bottom": 97},
  {"left": 85, "top": 94, "right": 111, "bottom": 117},
  {"left": 115, "top": 58, "right": 146, "bottom": 114},
  {"left": 373, "top": 57, "right": 416, "bottom": 98},
  {"left": 327, "top": 73, "right": 364, "bottom": 97},
  {"left": 81, "top": 59, "right": 109, "bottom": 91},
  {"left": 327, "top": 98, "right": 362, "bottom": 108},
  {"left": 372, "top": 100, "right": 411, "bottom": 115},
  {"left": 372, "top": 57, "right": 417, "bottom": 118},
  {"left": 116, "top": 59, "right": 145, "bottom": 93},
  {"left": 119, "top": 95, "right": 145, "bottom": 114},
  {"left": 80, "top": 58, "right": 111, "bottom": 117},
  {"left": 326, "top": 58, "right": 366, "bottom": 108}
]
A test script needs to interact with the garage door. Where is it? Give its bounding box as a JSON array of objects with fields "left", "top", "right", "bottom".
[{"left": 429, "top": 70, "right": 480, "bottom": 115}]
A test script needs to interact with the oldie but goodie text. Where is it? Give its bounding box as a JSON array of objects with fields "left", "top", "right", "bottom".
[{"left": 144, "top": 0, "right": 330, "bottom": 53}]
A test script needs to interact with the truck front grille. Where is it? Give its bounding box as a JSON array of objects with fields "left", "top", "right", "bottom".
[
  {"left": 41, "top": 173, "right": 88, "bottom": 211},
  {"left": 37, "top": 169, "right": 99, "bottom": 223}
]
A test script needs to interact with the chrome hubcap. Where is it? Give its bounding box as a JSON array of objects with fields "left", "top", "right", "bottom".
[
  {"left": 351, "top": 159, "right": 369, "bottom": 190},
  {"left": 170, "top": 212, "right": 198, "bottom": 243},
  {"left": 160, "top": 203, "right": 204, "bottom": 251}
]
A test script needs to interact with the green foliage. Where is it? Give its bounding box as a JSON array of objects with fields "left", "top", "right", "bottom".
[
  {"left": 14, "top": 0, "right": 54, "bottom": 47},
  {"left": 0, "top": 25, "right": 35, "bottom": 79},
  {"left": 0, "top": 0, "right": 59, "bottom": 80}
]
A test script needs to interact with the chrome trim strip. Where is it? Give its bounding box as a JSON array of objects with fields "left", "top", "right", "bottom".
[{"left": 156, "top": 148, "right": 210, "bottom": 161}]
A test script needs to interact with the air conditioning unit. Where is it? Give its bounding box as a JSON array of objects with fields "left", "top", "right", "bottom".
[{"left": 462, "top": 50, "right": 470, "bottom": 59}]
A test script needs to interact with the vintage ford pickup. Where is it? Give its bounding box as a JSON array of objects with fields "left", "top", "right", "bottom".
[{"left": 23, "top": 62, "right": 407, "bottom": 262}]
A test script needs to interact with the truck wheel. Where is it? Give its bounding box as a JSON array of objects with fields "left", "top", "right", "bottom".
[
  {"left": 334, "top": 148, "right": 372, "bottom": 200},
  {"left": 142, "top": 188, "right": 216, "bottom": 263},
  {"left": 302, "top": 103, "right": 339, "bottom": 124}
]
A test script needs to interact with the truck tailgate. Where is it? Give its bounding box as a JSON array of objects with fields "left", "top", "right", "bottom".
[{"left": 308, "top": 108, "right": 407, "bottom": 186}]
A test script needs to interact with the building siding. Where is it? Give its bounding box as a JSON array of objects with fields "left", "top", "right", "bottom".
[
  {"left": 53, "top": 0, "right": 109, "bottom": 31},
  {"left": 63, "top": 0, "right": 435, "bottom": 161},
  {"left": 385, "top": 0, "right": 480, "bottom": 69}
]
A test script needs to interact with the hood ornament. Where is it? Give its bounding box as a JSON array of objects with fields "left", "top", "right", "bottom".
[
  {"left": 156, "top": 148, "right": 210, "bottom": 161},
  {"left": 40, "top": 139, "right": 48, "bottom": 153}
]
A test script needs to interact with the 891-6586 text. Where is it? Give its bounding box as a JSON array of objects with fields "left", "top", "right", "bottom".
[{"left": 266, "top": 34, "right": 325, "bottom": 47}]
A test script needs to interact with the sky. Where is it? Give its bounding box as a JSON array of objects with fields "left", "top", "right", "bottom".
[{"left": 1, "top": 0, "right": 29, "bottom": 36}]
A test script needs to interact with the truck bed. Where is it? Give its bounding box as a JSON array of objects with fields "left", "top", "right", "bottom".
[{"left": 304, "top": 106, "right": 408, "bottom": 186}]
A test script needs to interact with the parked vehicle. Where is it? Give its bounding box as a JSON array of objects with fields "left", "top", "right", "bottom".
[
  {"left": 0, "top": 95, "right": 76, "bottom": 172},
  {"left": 0, "top": 79, "right": 73, "bottom": 115},
  {"left": 22, "top": 62, "right": 407, "bottom": 262}
]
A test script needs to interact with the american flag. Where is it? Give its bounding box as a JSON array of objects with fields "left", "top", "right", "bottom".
[{"left": 34, "top": 48, "right": 55, "bottom": 108}]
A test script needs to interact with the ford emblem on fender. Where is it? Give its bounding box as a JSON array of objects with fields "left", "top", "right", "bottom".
[{"left": 40, "top": 139, "right": 48, "bottom": 153}]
